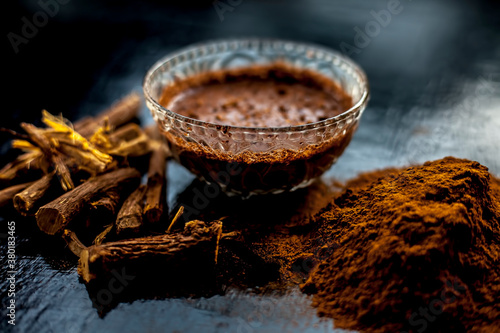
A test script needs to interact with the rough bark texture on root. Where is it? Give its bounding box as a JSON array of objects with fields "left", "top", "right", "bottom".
[
  {"left": 78, "top": 220, "right": 222, "bottom": 283},
  {"left": 21, "top": 122, "right": 74, "bottom": 191},
  {"left": 106, "top": 123, "right": 152, "bottom": 158},
  {"left": 89, "top": 188, "right": 123, "bottom": 217},
  {"left": 109, "top": 123, "right": 143, "bottom": 142},
  {"left": 62, "top": 229, "right": 87, "bottom": 257},
  {"left": 76, "top": 93, "right": 141, "bottom": 138},
  {"left": 0, "top": 151, "right": 43, "bottom": 186},
  {"left": 1, "top": 93, "right": 140, "bottom": 189},
  {"left": 116, "top": 184, "right": 146, "bottom": 236},
  {"left": 144, "top": 145, "right": 169, "bottom": 224},
  {"left": 0, "top": 181, "right": 35, "bottom": 209},
  {"left": 86, "top": 189, "right": 124, "bottom": 243},
  {"left": 36, "top": 168, "right": 141, "bottom": 235},
  {"left": 13, "top": 171, "right": 61, "bottom": 216}
]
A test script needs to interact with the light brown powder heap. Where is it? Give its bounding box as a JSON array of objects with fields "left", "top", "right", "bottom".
[{"left": 301, "top": 157, "right": 500, "bottom": 333}]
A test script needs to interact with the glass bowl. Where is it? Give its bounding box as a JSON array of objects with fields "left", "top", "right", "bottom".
[{"left": 143, "top": 38, "right": 369, "bottom": 197}]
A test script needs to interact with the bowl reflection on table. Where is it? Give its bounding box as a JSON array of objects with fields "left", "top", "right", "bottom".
[{"left": 143, "top": 38, "right": 369, "bottom": 197}]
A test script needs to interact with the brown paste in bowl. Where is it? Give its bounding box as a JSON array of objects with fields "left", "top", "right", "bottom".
[
  {"left": 160, "top": 63, "right": 352, "bottom": 127},
  {"left": 159, "top": 63, "right": 356, "bottom": 196}
]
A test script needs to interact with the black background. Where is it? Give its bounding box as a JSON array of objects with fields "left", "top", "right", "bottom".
[{"left": 2, "top": 1, "right": 500, "bottom": 332}]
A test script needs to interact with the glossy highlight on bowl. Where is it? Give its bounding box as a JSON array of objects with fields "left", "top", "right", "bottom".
[{"left": 143, "top": 38, "right": 370, "bottom": 197}]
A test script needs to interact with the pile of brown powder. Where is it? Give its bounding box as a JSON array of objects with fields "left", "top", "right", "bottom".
[{"left": 300, "top": 157, "right": 500, "bottom": 332}]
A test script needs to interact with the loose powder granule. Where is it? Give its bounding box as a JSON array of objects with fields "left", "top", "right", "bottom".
[{"left": 301, "top": 157, "right": 500, "bottom": 332}]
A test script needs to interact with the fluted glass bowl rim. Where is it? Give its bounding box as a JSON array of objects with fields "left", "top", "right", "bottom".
[{"left": 143, "top": 38, "right": 370, "bottom": 134}]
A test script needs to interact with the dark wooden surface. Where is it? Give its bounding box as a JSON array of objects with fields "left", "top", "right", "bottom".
[{"left": 2, "top": 1, "right": 500, "bottom": 332}]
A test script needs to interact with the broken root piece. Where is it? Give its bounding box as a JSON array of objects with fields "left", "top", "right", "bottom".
[
  {"left": 13, "top": 171, "right": 61, "bottom": 216},
  {"left": 0, "top": 181, "right": 35, "bottom": 209},
  {"left": 62, "top": 229, "right": 87, "bottom": 257},
  {"left": 144, "top": 145, "right": 169, "bottom": 224},
  {"left": 36, "top": 168, "right": 141, "bottom": 235},
  {"left": 75, "top": 93, "right": 141, "bottom": 138},
  {"left": 78, "top": 220, "right": 224, "bottom": 284},
  {"left": 116, "top": 184, "right": 147, "bottom": 236}
]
